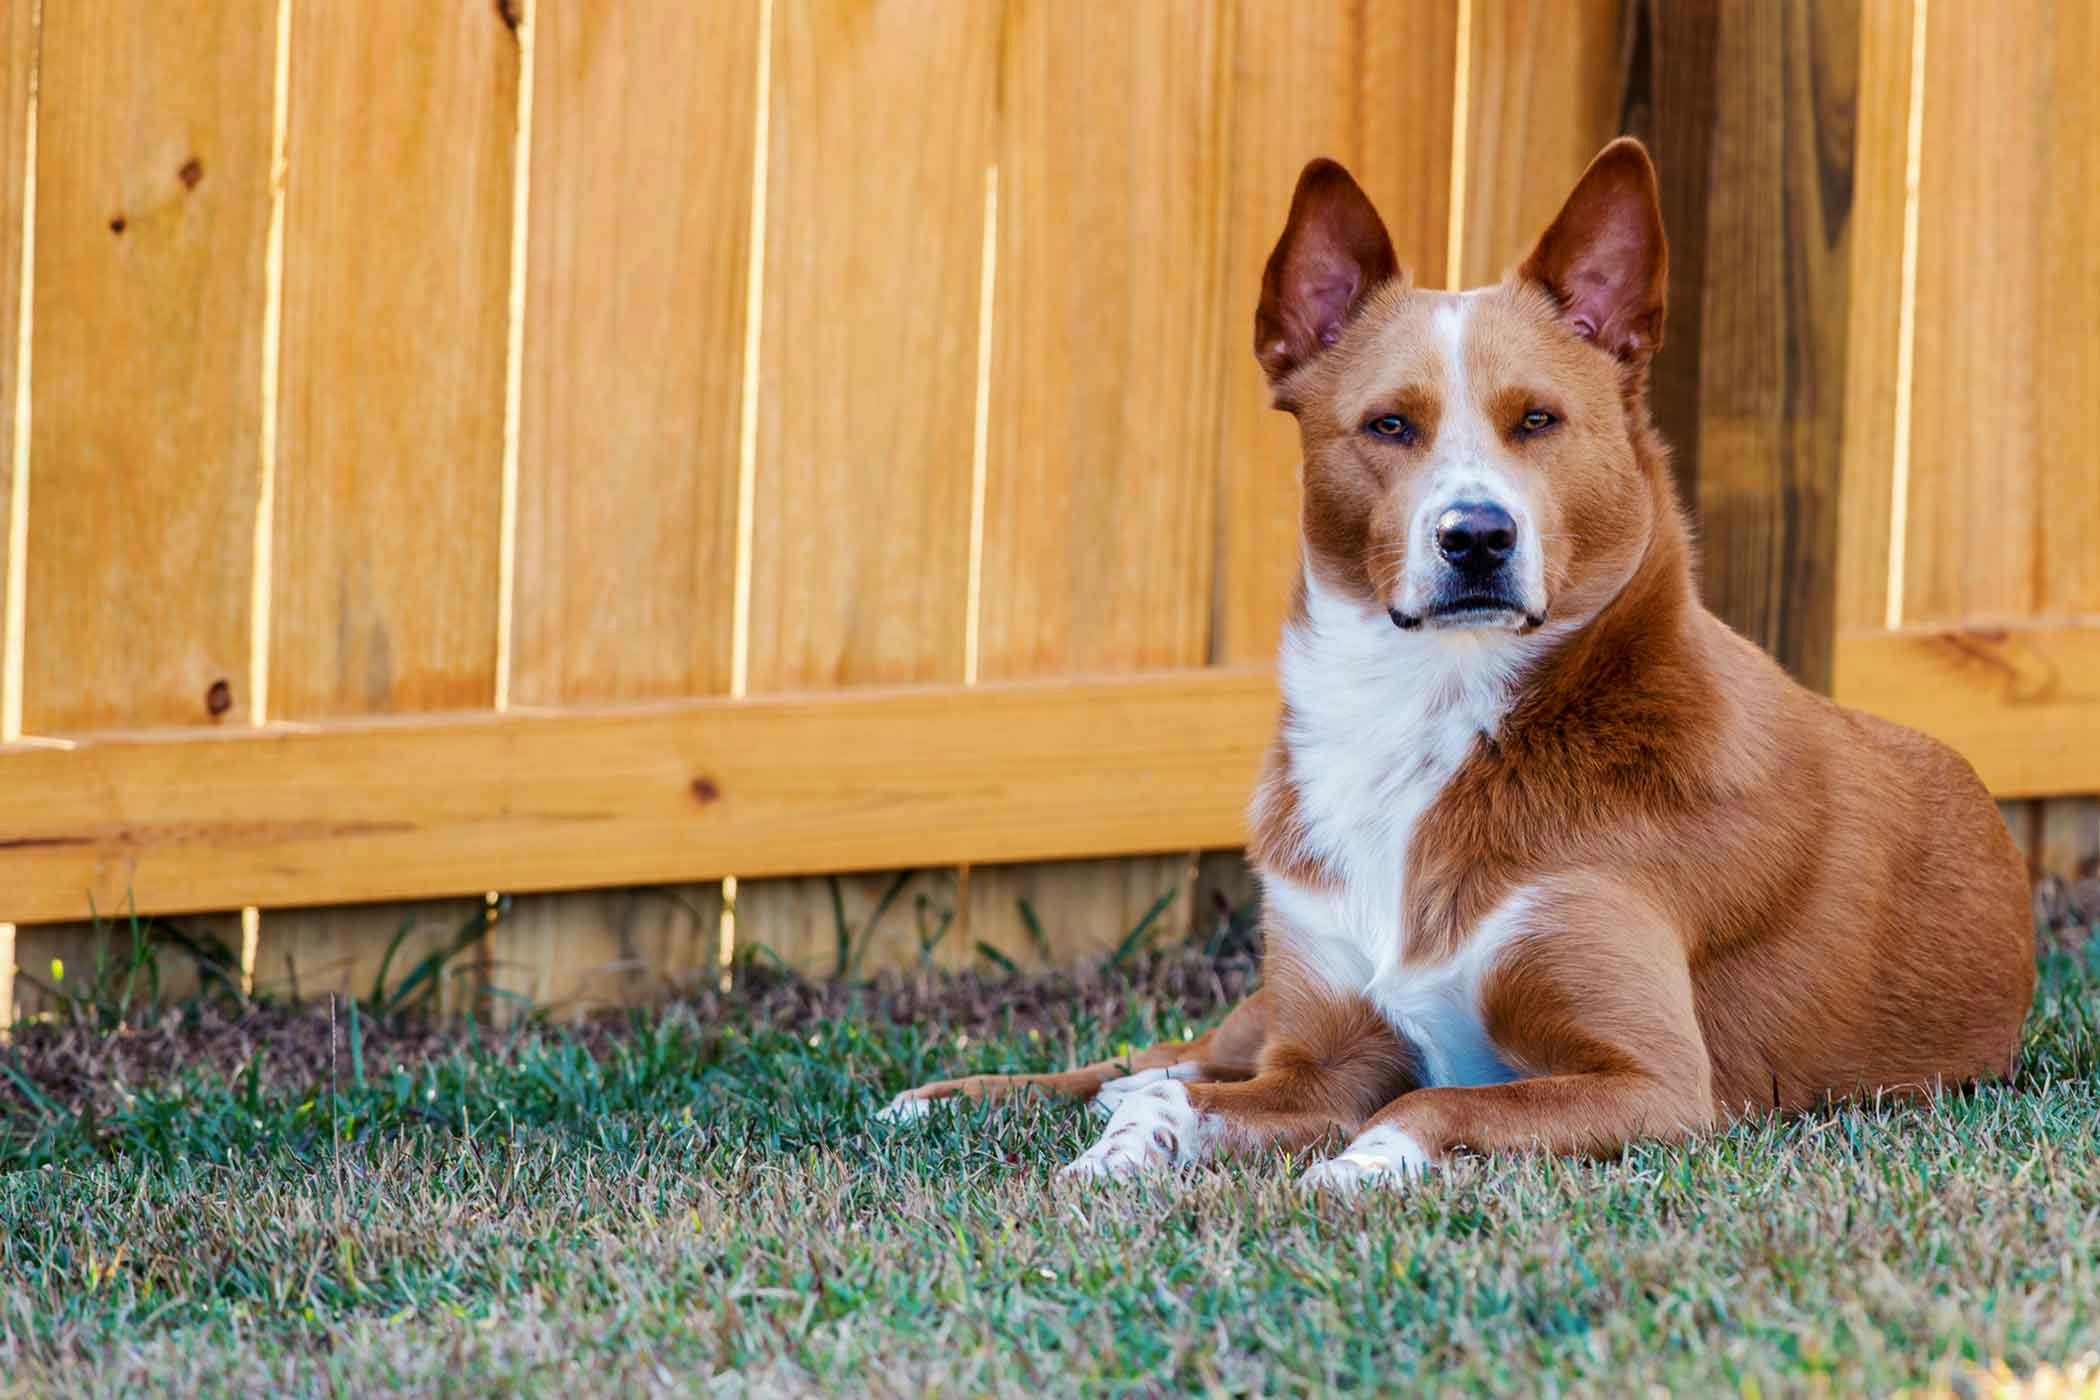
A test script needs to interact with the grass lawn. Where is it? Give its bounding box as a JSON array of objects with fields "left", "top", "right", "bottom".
[{"left": 3, "top": 935, "right": 2098, "bottom": 1397}]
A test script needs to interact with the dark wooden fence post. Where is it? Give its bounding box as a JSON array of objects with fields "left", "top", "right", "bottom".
[{"left": 1617, "top": 0, "right": 1859, "bottom": 693}]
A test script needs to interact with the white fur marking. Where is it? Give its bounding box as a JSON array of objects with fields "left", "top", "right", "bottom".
[
  {"left": 1062, "top": 1078, "right": 1219, "bottom": 1181},
  {"left": 1090, "top": 1062, "right": 1200, "bottom": 1119},
  {"left": 1397, "top": 295, "right": 1548, "bottom": 620},
  {"left": 875, "top": 1090, "right": 934, "bottom": 1124},
  {"left": 1266, "top": 571, "right": 1540, "bottom": 999},
  {"left": 1432, "top": 299, "right": 1469, "bottom": 382},
  {"left": 1300, "top": 1123, "right": 1434, "bottom": 1194}
]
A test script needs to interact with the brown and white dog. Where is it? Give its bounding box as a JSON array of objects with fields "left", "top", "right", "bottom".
[{"left": 881, "top": 139, "right": 2035, "bottom": 1190}]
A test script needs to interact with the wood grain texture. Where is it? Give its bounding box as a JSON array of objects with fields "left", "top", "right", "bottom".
[
  {"left": 970, "top": 856, "right": 1198, "bottom": 968},
  {"left": 0, "top": 0, "right": 32, "bottom": 698},
  {"left": 1833, "top": 0, "right": 1916, "bottom": 635},
  {"left": 270, "top": 3, "right": 517, "bottom": 719},
  {"left": 1460, "top": 0, "right": 1624, "bottom": 287},
  {"left": 503, "top": 0, "right": 759, "bottom": 994},
  {"left": 12, "top": 910, "right": 244, "bottom": 1014},
  {"left": 1833, "top": 624, "right": 2100, "bottom": 799},
  {"left": 977, "top": 0, "right": 1225, "bottom": 681},
  {"left": 510, "top": 0, "right": 757, "bottom": 707},
  {"left": 1838, "top": 3, "right": 2099, "bottom": 886},
  {"left": 496, "top": 884, "right": 723, "bottom": 1013},
  {"left": 2030, "top": 0, "right": 2099, "bottom": 621},
  {"left": 1686, "top": 0, "right": 1856, "bottom": 692},
  {"left": 1617, "top": 0, "right": 1717, "bottom": 515},
  {"left": 1212, "top": 0, "right": 1459, "bottom": 666},
  {"left": 0, "top": 668, "right": 1280, "bottom": 925},
  {"left": 735, "top": 868, "right": 962, "bottom": 978},
  {"left": 968, "top": 0, "right": 1231, "bottom": 956},
  {"left": 734, "top": 0, "right": 1000, "bottom": 964},
  {"left": 1999, "top": 800, "right": 2034, "bottom": 869},
  {"left": 0, "top": 2, "right": 31, "bottom": 1030},
  {"left": 1901, "top": 0, "right": 2098, "bottom": 625},
  {"left": 2034, "top": 799, "right": 2100, "bottom": 883},
  {"left": 23, "top": 1, "right": 274, "bottom": 733},
  {"left": 1619, "top": 0, "right": 1857, "bottom": 689},
  {"left": 744, "top": 0, "right": 995, "bottom": 692},
  {"left": 255, "top": 897, "right": 480, "bottom": 1010},
  {"left": 2001, "top": 796, "right": 2100, "bottom": 920}
]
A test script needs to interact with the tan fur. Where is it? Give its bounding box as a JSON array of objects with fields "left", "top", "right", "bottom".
[{"left": 888, "top": 139, "right": 2035, "bottom": 1170}]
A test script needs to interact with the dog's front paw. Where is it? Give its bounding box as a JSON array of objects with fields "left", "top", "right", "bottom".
[
  {"left": 1061, "top": 1079, "right": 1215, "bottom": 1182},
  {"left": 1300, "top": 1124, "right": 1433, "bottom": 1195},
  {"left": 1089, "top": 1063, "right": 1200, "bottom": 1119},
  {"left": 874, "top": 1090, "right": 935, "bottom": 1124}
]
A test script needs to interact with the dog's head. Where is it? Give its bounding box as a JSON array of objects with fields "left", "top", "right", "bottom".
[{"left": 1257, "top": 139, "right": 1668, "bottom": 636}]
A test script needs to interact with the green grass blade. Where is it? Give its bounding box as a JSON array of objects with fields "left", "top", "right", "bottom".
[{"left": 1107, "top": 885, "right": 1179, "bottom": 973}]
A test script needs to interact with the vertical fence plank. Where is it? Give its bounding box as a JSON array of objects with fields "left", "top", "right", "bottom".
[
  {"left": 1899, "top": 0, "right": 2043, "bottom": 625},
  {"left": 271, "top": 3, "right": 517, "bottom": 720},
  {"left": 735, "top": 0, "right": 998, "bottom": 975},
  {"left": 1619, "top": 0, "right": 1856, "bottom": 689},
  {"left": 969, "top": 855, "right": 1194, "bottom": 974},
  {"left": 966, "top": 0, "right": 1230, "bottom": 961},
  {"left": 2034, "top": 0, "right": 2099, "bottom": 621},
  {"left": 512, "top": 0, "right": 754, "bottom": 709},
  {"left": 11, "top": 2, "right": 273, "bottom": 973},
  {"left": 1684, "top": 0, "right": 1856, "bottom": 692},
  {"left": 23, "top": 2, "right": 274, "bottom": 734},
  {"left": 738, "top": 868, "right": 965, "bottom": 981},
  {"left": 501, "top": 886, "right": 721, "bottom": 1013},
  {"left": 12, "top": 911, "right": 246, "bottom": 1019},
  {"left": 504, "top": 0, "right": 757, "bottom": 1005},
  {"left": 1617, "top": 0, "right": 1719, "bottom": 515},
  {"left": 978, "top": 0, "right": 1225, "bottom": 682},
  {"left": 2027, "top": 0, "right": 2100, "bottom": 911},
  {"left": 1893, "top": 0, "right": 2099, "bottom": 625},
  {"left": 1459, "top": 0, "right": 1623, "bottom": 287},
  {"left": 0, "top": 0, "right": 32, "bottom": 692},
  {"left": 1833, "top": 0, "right": 1915, "bottom": 637},
  {"left": 1212, "top": 0, "right": 1458, "bottom": 666},
  {"left": 745, "top": 0, "right": 992, "bottom": 691},
  {"left": 0, "top": 0, "right": 30, "bottom": 604},
  {"left": 0, "top": 0, "right": 33, "bottom": 1028},
  {"left": 1841, "top": 1, "right": 2097, "bottom": 906},
  {"left": 2037, "top": 799, "right": 2100, "bottom": 882},
  {"left": 263, "top": 3, "right": 519, "bottom": 1006},
  {"left": 254, "top": 897, "right": 482, "bottom": 1011}
]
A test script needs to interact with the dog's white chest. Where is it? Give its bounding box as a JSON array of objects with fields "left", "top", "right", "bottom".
[{"left": 1255, "top": 575, "right": 1539, "bottom": 1087}]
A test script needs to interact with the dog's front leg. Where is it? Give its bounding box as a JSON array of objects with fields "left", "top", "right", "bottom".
[
  {"left": 1302, "top": 882, "right": 1717, "bottom": 1192},
  {"left": 1062, "top": 994, "right": 1410, "bottom": 1180},
  {"left": 877, "top": 985, "right": 1271, "bottom": 1122}
]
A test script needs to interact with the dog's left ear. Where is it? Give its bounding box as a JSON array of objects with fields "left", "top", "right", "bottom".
[{"left": 1521, "top": 137, "right": 1667, "bottom": 363}]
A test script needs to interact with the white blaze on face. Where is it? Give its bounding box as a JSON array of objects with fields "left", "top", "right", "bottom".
[{"left": 1394, "top": 294, "right": 1548, "bottom": 622}]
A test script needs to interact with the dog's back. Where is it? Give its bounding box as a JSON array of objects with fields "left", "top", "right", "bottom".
[{"left": 1681, "top": 620, "right": 2034, "bottom": 1111}]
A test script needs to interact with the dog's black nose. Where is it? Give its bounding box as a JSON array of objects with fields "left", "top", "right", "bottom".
[{"left": 1434, "top": 502, "right": 1517, "bottom": 573}]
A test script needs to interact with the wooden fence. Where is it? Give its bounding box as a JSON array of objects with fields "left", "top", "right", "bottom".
[{"left": 0, "top": 0, "right": 2094, "bottom": 1018}]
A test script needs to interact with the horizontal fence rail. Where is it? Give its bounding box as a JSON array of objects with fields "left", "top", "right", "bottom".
[
  {"left": 5, "top": 625, "right": 2096, "bottom": 926},
  {"left": 0, "top": 669, "right": 1277, "bottom": 924},
  {"left": 1831, "top": 624, "right": 2100, "bottom": 801}
]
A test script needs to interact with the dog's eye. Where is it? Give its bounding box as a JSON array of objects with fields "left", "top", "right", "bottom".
[
  {"left": 1518, "top": 408, "right": 1556, "bottom": 435},
  {"left": 1365, "top": 414, "right": 1415, "bottom": 444}
]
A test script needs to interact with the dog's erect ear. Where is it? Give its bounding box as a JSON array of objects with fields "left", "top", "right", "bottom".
[
  {"left": 1521, "top": 137, "right": 1667, "bottom": 362},
  {"left": 1255, "top": 159, "right": 1398, "bottom": 387}
]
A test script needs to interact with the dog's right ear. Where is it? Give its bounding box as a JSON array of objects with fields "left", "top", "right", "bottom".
[{"left": 1254, "top": 159, "right": 1398, "bottom": 391}]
